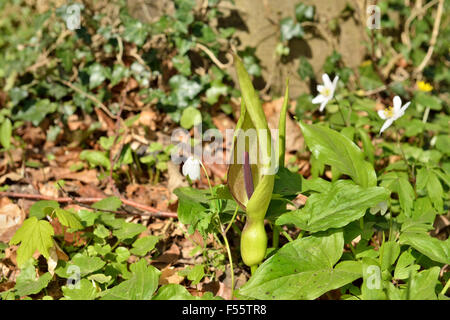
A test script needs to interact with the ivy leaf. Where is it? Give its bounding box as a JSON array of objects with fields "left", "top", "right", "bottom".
[
  {"left": 123, "top": 19, "right": 149, "bottom": 46},
  {"left": 299, "top": 122, "right": 376, "bottom": 187},
  {"left": 295, "top": 3, "right": 315, "bottom": 22},
  {"left": 297, "top": 57, "right": 314, "bottom": 80},
  {"left": 10, "top": 217, "right": 54, "bottom": 267},
  {"left": 280, "top": 17, "right": 304, "bottom": 41},
  {"left": 101, "top": 259, "right": 160, "bottom": 300},
  {"left": 54, "top": 208, "right": 83, "bottom": 230},
  {"left": 239, "top": 230, "right": 362, "bottom": 299},
  {"left": 277, "top": 181, "right": 389, "bottom": 232}
]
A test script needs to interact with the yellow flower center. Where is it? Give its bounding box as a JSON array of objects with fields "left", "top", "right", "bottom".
[
  {"left": 417, "top": 81, "right": 433, "bottom": 92},
  {"left": 384, "top": 106, "right": 395, "bottom": 118},
  {"left": 320, "top": 87, "right": 331, "bottom": 97}
]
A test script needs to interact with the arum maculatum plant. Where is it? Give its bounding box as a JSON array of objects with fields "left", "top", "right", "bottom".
[{"left": 228, "top": 55, "right": 290, "bottom": 273}]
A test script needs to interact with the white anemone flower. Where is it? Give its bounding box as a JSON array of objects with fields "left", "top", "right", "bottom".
[
  {"left": 312, "top": 73, "right": 339, "bottom": 112},
  {"left": 378, "top": 96, "right": 411, "bottom": 134},
  {"left": 182, "top": 156, "right": 201, "bottom": 181}
]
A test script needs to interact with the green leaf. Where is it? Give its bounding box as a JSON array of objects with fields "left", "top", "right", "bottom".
[
  {"left": 153, "top": 284, "right": 196, "bottom": 300},
  {"left": 130, "top": 236, "right": 160, "bottom": 256},
  {"left": 93, "top": 224, "right": 110, "bottom": 239},
  {"left": 62, "top": 279, "right": 97, "bottom": 300},
  {"left": 299, "top": 122, "right": 376, "bottom": 187},
  {"left": 10, "top": 217, "right": 54, "bottom": 267},
  {"left": 101, "top": 259, "right": 160, "bottom": 300},
  {"left": 277, "top": 181, "right": 389, "bottom": 232},
  {"left": 174, "top": 187, "right": 209, "bottom": 225},
  {"left": 29, "top": 200, "right": 60, "bottom": 220},
  {"left": 112, "top": 222, "right": 146, "bottom": 240},
  {"left": 206, "top": 81, "right": 228, "bottom": 105},
  {"left": 361, "top": 258, "right": 386, "bottom": 300},
  {"left": 380, "top": 241, "right": 400, "bottom": 271},
  {"left": 399, "top": 233, "right": 450, "bottom": 264},
  {"left": 54, "top": 208, "right": 83, "bottom": 230},
  {"left": 14, "top": 261, "right": 52, "bottom": 297},
  {"left": 123, "top": 19, "right": 149, "bottom": 46},
  {"left": 179, "top": 265, "right": 205, "bottom": 285},
  {"left": 414, "top": 91, "right": 442, "bottom": 111},
  {"left": 88, "top": 273, "right": 112, "bottom": 284},
  {"left": 0, "top": 118, "right": 12, "bottom": 150},
  {"left": 380, "top": 171, "right": 415, "bottom": 216},
  {"left": 394, "top": 249, "right": 420, "bottom": 280},
  {"left": 180, "top": 106, "right": 202, "bottom": 129},
  {"left": 295, "top": 3, "right": 315, "bottom": 22},
  {"left": 91, "top": 196, "right": 122, "bottom": 211},
  {"left": 407, "top": 267, "right": 440, "bottom": 300},
  {"left": 56, "top": 253, "right": 106, "bottom": 278},
  {"left": 297, "top": 57, "right": 314, "bottom": 80},
  {"left": 239, "top": 230, "right": 362, "bottom": 299},
  {"left": 115, "top": 247, "right": 130, "bottom": 263},
  {"left": 14, "top": 99, "right": 57, "bottom": 126},
  {"left": 88, "top": 63, "right": 109, "bottom": 89},
  {"left": 80, "top": 150, "right": 110, "bottom": 169}
]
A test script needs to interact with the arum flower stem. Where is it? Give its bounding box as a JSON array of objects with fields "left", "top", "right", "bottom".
[
  {"left": 251, "top": 265, "right": 258, "bottom": 275},
  {"left": 220, "top": 223, "right": 235, "bottom": 299},
  {"left": 224, "top": 205, "right": 239, "bottom": 234}
]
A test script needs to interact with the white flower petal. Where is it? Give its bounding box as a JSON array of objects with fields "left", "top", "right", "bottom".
[
  {"left": 380, "top": 118, "right": 394, "bottom": 134},
  {"left": 319, "top": 100, "right": 329, "bottom": 112},
  {"left": 332, "top": 75, "right": 339, "bottom": 90},
  {"left": 317, "top": 85, "right": 325, "bottom": 93},
  {"left": 182, "top": 157, "right": 201, "bottom": 181},
  {"left": 377, "top": 110, "right": 387, "bottom": 120},
  {"left": 312, "top": 95, "right": 326, "bottom": 104},
  {"left": 400, "top": 101, "right": 411, "bottom": 113},
  {"left": 393, "top": 96, "right": 402, "bottom": 113},
  {"left": 322, "top": 73, "right": 332, "bottom": 88}
]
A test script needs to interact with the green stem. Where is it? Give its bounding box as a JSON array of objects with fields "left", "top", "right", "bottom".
[
  {"left": 224, "top": 205, "right": 239, "bottom": 234},
  {"left": 272, "top": 225, "right": 281, "bottom": 248},
  {"left": 220, "top": 226, "right": 235, "bottom": 299},
  {"left": 281, "top": 230, "right": 293, "bottom": 242},
  {"left": 251, "top": 265, "right": 258, "bottom": 275},
  {"left": 393, "top": 123, "right": 416, "bottom": 187},
  {"left": 440, "top": 278, "right": 450, "bottom": 296}
]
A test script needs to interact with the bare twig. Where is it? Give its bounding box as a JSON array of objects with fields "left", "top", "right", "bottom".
[
  {"left": 56, "top": 79, "right": 117, "bottom": 119},
  {"left": 402, "top": 0, "right": 440, "bottom": 49},
  {"left": 0, "top": 192, "right": 178, "bottom": 219},
  {"left": 414, "top": 0, "right": 444, "bottom": 75},
  {"left": 195, "top": 43, "right": 233, "bottom": 70}
]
